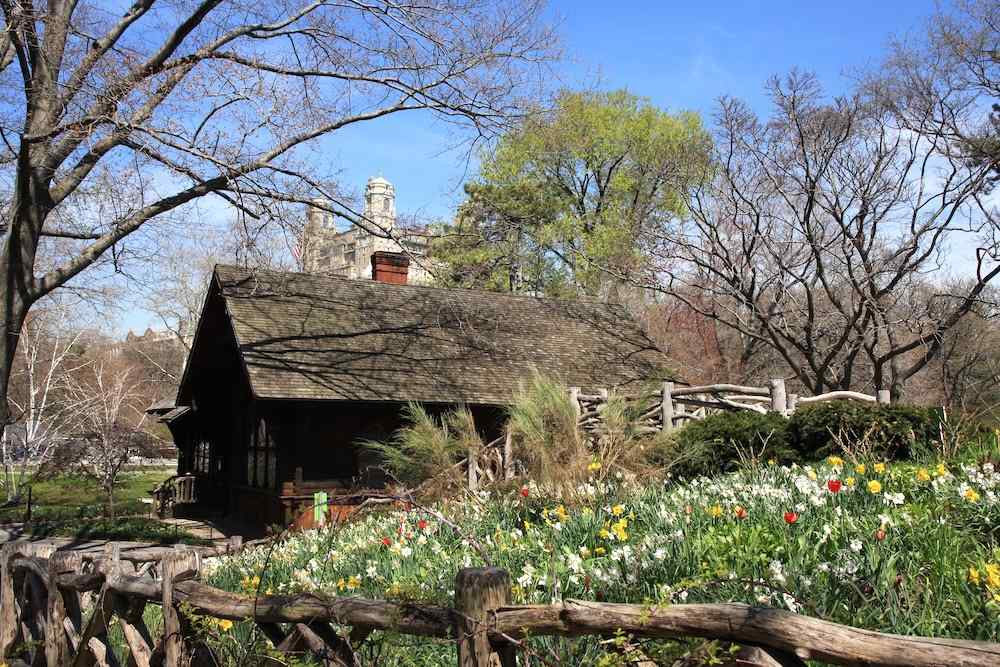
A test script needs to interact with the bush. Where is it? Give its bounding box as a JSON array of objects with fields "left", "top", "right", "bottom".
[
  {"left": 787, "top": 402, "right": 943, "bottom": 461},
  {"left": 670, "top": 411, "right": 794, "bottom": 477}
]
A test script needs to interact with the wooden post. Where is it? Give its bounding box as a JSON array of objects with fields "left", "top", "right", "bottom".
[
  {"left": 455, "top": 568, "right": 515, "bottom": 667},
  {"left": 769, "top": 379, "right": 787, "bottom": 416},
  {"left": 569, "top": 387, "right": 581, "bottom": 418},
  {"left": 50, "top": 552, "right": 84, "bottom": 666},
  {"left": 467, "top": 446, "right": 479, "bottom": 492},
  {"left": 228, "top": 535, "right": 244, "bottom": 554},
  {"left": 0, "top": 543, "right": 19, "bottom": 658},
  {"left": 162, "top": 551, "right": 201, "bottom": 667},
  {"left": 787, "top": 393, "right": 799, "bottom": 415},
  {"left": 502, "top": 429, "right": 514, "bottom": 481},
  {"left": 877, "top": 389, "right": 891, "bottom": 405},
  {"left": 661, "top": 382, "right": 675, "bottom": 433}
]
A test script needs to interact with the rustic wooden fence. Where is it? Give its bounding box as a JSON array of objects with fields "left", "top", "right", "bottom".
[
  {"left": 573, "top": 380, "right": 891, "bottom": 439},
  {"left": 466, "top": 380, "right": 890, "bottom": 491},
  {"left": 2, "top": 540, "right": 998, "bottom": 667}
]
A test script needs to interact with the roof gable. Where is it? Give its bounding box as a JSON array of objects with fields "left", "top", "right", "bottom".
[{"left": 205, "top": 265, "right": 671, "bottom": 404}]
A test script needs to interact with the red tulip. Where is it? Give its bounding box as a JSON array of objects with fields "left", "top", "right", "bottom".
[
  {"left": 381, "top": 537, "right": 392, "bottom": 547},
  {"left": 417, "top": 519, "right": 428, "bottom": 530},
  {"left": 827, "top": 479, "right": 842, "bottom": 494},
  {"left": 519, "top": 486, "right": 530, "bottom": 498},
  {"left": 734, "top": 506, "right": 748, "bottom": 520},
  {"left": 875, "top": 528, "right": 886, "bottom": 542},
  {"left": 783, "top": 511, "right": 799, "bottom": 525}
]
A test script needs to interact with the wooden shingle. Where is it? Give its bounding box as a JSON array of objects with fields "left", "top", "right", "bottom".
[{"left": 212, "top": 265, "right": 671, "bottom": 404}]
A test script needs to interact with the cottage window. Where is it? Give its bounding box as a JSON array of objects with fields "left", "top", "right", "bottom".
[
  {"left": 247, "top": 416, "right": 276, "bottom": 489},
  {"left": 194, "top": 439, "right": 211, "bottom": 474}
]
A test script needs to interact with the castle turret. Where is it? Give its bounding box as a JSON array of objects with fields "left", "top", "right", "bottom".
[{"left": 363, "top": 175, "right": 396, "bottom": 233}]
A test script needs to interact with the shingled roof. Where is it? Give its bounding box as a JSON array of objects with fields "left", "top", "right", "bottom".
[{"left": 196, "top": 265, "right": 671, "bottom": 405}]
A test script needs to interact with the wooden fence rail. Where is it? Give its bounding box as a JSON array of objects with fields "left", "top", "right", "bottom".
[{"left": 2, "top": 541, "right": 998, "bottom": 667}]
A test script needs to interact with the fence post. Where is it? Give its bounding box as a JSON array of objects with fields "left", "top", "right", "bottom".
[
  {"left": 877, "top": 389, "right": 891, "bottom": 405},
  {"left": 661, "top": 382, "right": 675, "bottom": 433},
  {"left": 503, "top": 429, "right": 514, "bottom": 481},
  {"left": 468, "top": 446, "right": 479, "bottom": 492},
  {"left": 162, "top": 550, "right": 201, "bottom": 667},
  {"left": 769, "top": 379, "right": 787, "bottom": 416},
  {"left": 787, "top": 393, "right": 798, "bottom": 415},
  {"left": 569, "top": 387, "right": 581, "bottom": 418},
  {"left": 454, "top": 567, "right": 515, "bottom": 667}
]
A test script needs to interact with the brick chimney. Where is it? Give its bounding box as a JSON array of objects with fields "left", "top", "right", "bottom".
[{"left": 371, "top": 251, "right": 409, "bottom": 284}]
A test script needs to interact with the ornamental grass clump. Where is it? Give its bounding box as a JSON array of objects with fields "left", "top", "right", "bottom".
[{"left": 363, "top": 402, "right": 481, "bottom": 492}]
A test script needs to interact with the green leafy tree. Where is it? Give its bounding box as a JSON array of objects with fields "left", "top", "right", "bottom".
[{"left": 433, "top": 90, "right": 711, "bottom": 297}]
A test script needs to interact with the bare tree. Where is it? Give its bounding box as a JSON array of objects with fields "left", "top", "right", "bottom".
[
  {"left": 661, "top": 72, "right": 1000, "bottom": 399},
  {"left": 2, "top": 303, "right": 85, "bottom": 501},
  {"left": 0, "top": 0, "right": 555, "bottom": 437},
  {"left": 63, "top": 359, "right": 149, "bottom": 517}
]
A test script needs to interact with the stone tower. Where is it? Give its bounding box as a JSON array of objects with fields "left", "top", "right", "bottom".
[
  {"left": 363, "top": 175, "right": 396, "bottom": 232},
  {"left": 300, "top": 175, "right": 431, "bottom": 281}
]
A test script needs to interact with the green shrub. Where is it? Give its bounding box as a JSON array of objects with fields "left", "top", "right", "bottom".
[
  {"left": 786, "top": 402, "right": 942, "bottom": 460},
  {"left": 671, "top": 411, "right": 794, "bottom": 476}
]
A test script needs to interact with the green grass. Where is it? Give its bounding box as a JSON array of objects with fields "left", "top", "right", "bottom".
[{"left": 0, "top": 467, "right": 173, "bottom": 523}]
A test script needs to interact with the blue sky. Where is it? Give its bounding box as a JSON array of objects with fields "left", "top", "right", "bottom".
[
  {"left": 120, "top": 0, "right": 937, "bottom": 334},
  {"left": 325, "top": 0, "right": 935, "bottom": 221}
]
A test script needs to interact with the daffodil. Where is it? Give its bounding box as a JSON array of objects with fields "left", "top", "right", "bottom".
[
  {"left": 706, "top": 504, "right": 723, "bottom": 518},
  {"left": 867, "top": 480, "right": 882, "bottom": 494},
  {"left": 874, "top": 463, "right": 886, "bottom": 474},
  {"left": 611, "top": 504, "right": 625, "bottom": 516},
  {"left": 217, "top": 619, "right": 234, "bottom": 632},
  {"left": 587, "top": 460, "right": 602, "bottom": 473},
  {"left": 915, "top": 468, "right": 930, "bottom": 482},
  {"left": 963, "top": 487, "right": 980, "bottom": 503},
  {"left": 855, "top": 464, "right": 866, "bottom": 475},
  {"left": 969, "top": 567, "right": 982, "bottom": 585},
  {"left": 827, "top": 455, "right": 844, "bottom": 467},
  {"left": 845, "top": 477, "right": 856, "bottom": 488}
]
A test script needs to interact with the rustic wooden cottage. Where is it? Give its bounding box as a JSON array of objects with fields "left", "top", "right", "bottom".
[{"left": 159, "top": 253, "right": 670, "bottom": 530}]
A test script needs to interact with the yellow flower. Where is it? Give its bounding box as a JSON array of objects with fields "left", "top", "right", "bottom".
[
  {"left": 806, "top": 469, "right": 817, "bottom": 481},
  {"left": 915, "top": 468, "right": 930, "bottom": 482},
  {"left": 935, "top": 462, "right": 948, "bottom": 477},
  {"left": 598, "top": 528, "right": 611, "bottom": 540},
  {"left": 867, "top": 480, "right": 882, "bottom": 494},
  {"left": 845, "top": 477, "right": 856, "bottom": 488},
  {"left": 767, "top": 458, "right": 776, "bottom": 466},
  {"left": 855, "top": 464, "right": 866, "bottom": 475},
  {"left": 217, "top": 619, "right": 233, "bottom": 632},
  {"left": 587, "top": 460, "right": 602, "bottom": 473},
  {"left": 595, "top": 546, "right": 606, "bottom": 556},
  {"left": 611, "top": 518, "right": 629, "bottom": 541},
  {"left": 706, "top": 504, "right": 723, "bottom": 518},
  {"left": 969, "top": 567, "right": 982, "bottom": 585},
  {"left": 347, "top": 575, "right": 362, "bottom": 590},
  {"left": 986, "top": 563, "right": 1000, "bottom": 589},
  {"left": 336, "top": 578, "right": 347, "bottom": 591},
  {"left": 874, "top": 463, "right": 886, "bottom": 474},
  {"left": 552, "top": 505, "right": 569, "bottom": 522},
  {"left": 611, "top": 504, "right": 625, "bottom": 517},
  {"left": 963, "top": 488, "right": 980, "bottom": 503},
  {"left": 827, "top": 455, "right": 844, "bottom": 467}
]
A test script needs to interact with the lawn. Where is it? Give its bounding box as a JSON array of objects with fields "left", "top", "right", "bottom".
[
  {"left": 205, "top": 457, "right": 1000, "bottom": 665},
  {"left": 0, "top": 467, "right": 174, "bottom": 523}
]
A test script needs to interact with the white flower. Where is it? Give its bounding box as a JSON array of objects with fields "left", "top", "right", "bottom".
[
  {"left": 850, "top": 539, "right": 863, "bottom": 553},
  {"left": 653, "top": 548, "right": 667, "bottom": 561}
]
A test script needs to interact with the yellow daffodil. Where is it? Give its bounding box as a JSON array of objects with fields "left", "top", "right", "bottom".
[
  {"left": 915, "top": 468, "right": 930, "bottom": 482},
  {"left": 595, "top": 546, "right": 606, "bottom": 556},
  {"left": 217, "top": 619, "right": 233, "bottom": 632},
  {"left": 986, "top": 563, "right": 1000, "bottom": 589},
  {"left": 855, "top": 464, "right": 866, "bottom": 475},
  {"left": 963, "top": 488, "right": 980, "bottom": 503},
  {"left": 611, "top": 504, "right": 625, "bottom": 516},
  {"left": 611, "top": 518, "right": 629, "bottom": 541},
  {"left": 807, "top": 469, "right": 817, "bottom": 481},
  {"left": 598, "top": 528, "right": 611, "bottom": 540},
  {"left": 969, "top": 567, "right": 982, "bottom": 585},
  {"left": 845, "top": 477, "right": 856, "bottom": 488},
  {"left": 874, "top": 463, "right": 886, "bottom": 474},
  {"left": 706, "top": 504, "right": 723, "bottom": 518},
  {"left": 347, "top": 575, "right": 362, "bottom": 590},
  {"left": 767, "top": 458, "right": 776, "bottom": 466},
  {"left": 587, "top": 460, "right": 602, "bottom": 473},
  {"left": 867, "top": 480, "right": 882, "bottom": 494},
  {"left": 827, "top": 455, "right": 844, "bottom": 467},
  {"left": 935, "top": 462, "right": 948, "bottom": 477}
]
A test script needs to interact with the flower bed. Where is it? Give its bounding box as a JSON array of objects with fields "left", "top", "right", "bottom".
[{"left": 206, "top": 458, "right": 1000, "bottom": 660}]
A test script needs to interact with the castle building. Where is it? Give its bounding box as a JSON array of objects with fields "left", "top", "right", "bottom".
[{"left": 301, "top": 176, "right": 431, "bottom": 282}]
